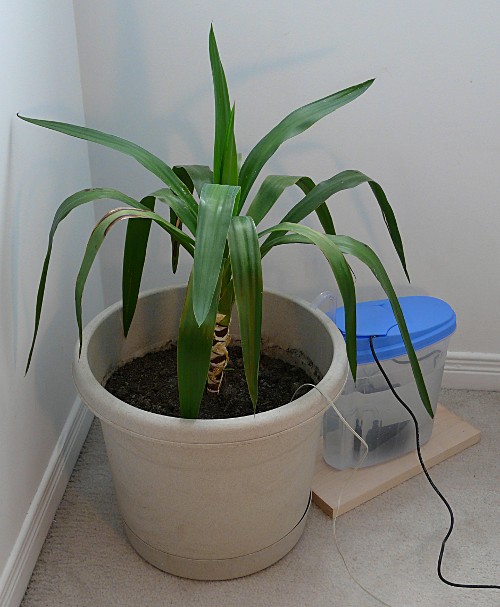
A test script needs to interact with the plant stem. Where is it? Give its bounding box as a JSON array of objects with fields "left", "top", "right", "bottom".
[{"left": 206, "top": 312, "right": 231, "bottom": 395}]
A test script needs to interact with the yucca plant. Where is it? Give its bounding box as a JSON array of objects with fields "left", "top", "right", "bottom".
[{"left": 20, "top": 26, "right": 432, "bottom": 420}]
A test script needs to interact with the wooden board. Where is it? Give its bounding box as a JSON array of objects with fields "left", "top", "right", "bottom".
[{"left": 312, "top": 404, "right": 481, "bottom": 517}]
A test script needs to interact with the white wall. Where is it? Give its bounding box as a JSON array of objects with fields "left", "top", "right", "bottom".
[
  {"left": 72, "top": 0, "right": 500, "bottom": 380},
  {"left": 0, "top": 2, "right": 103, "bottom": 605}
]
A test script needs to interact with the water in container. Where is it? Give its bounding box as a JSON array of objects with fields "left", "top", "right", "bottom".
[{"left": 323, "top": 296, "right": 456, "bottom": 470}]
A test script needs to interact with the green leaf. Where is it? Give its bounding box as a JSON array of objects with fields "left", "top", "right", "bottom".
[
  {"left": 331, "top": 235, "right": 433, "bottom": 417},
  {"left": 367, "top": 181, "right": 408, "bottom": 281},
  {"left": 246, "top": 174, "right": 335, "bottom": 233},
  {"left": 228, "top": 216, "right": 263, "bottom": 409},
  {"left": 168, "top": 166, "right": 197, "bottom": 273},
  {"left": 209, "top": 25, "right": 231, "bottom": 184},
  {"left": 260, "top": 233, "right": 311, "bottom": 251},
  {"left": 315, "top": 201, "right": 336, "bottom": 235},
  {"left": 262, "top": 170, "right": 407, "bottom": 278},
  {"left": 192, "top": 184, "right": 240, "bottom": 325},
  {"left": 246, "top": 175, "right": 309, "bottom": 225},
  {"left": 122, "top": 196, "right": 156, "bottom": 336},
  {"left": 174, "top": 165, "right": 214, "bottom": 197},
  {"left": 151, "top": 182, "right": 194, "bottom": 274},
  {"left": 238, "top": 79, "right": 374, "bottom": 206},
  {"left": 297, "top": 177, "right": 335, "bottom": 235},
  {"left": 25, "top": 188, "right": 149, "bottom": 372},
  {"left": 177, "top": 272, "right": 221, "bottom": 418},
  {"left": 149, "top": 187, "right": 197, "bottom": 236},
  {"left": 220, "top": 104, "right": 238, "bottom": 187},
  {"left": 237, "top": 152, "right": 244, "bottom": 175},
  {"left": 75, "top": 208, "right": 194, "bottom": 354},
  {"left": 169, "top": 208, "right": 181, "bottom": 274},
  {"left": 260, "top": 222, "right": 357, "bottom": 378},
  {"left": 17, "top": 114, "right": 198, "bottom": 214},
  {"left": 217, "top": 259, "right": 235, "bottom": 320}
]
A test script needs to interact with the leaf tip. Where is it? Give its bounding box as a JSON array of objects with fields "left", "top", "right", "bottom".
[
  {"left": 123, "top": 318, "right": 131, "bottom": 338},
  {"left": 193, "top": 300, "right": 208, "bottom": 328},
  {"left": 250, "top": 389, "right": 258, "bottom": 413},
  {"left": 25, "top": 340, "right": 36, "bottom": 375}
]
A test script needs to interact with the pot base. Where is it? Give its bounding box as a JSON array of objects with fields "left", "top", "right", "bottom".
[{"left": 124, "top": 493, "right": 312, "bottom": 580}]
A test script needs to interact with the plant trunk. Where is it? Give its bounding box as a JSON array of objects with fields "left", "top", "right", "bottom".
[{"left": 206, "top": 312, "right": 231, "bottom": 395}]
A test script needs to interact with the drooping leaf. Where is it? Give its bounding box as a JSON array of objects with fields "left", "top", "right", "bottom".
[
  {"left": 192, "top": 184, "right": 240, "bottom": 326},
  {"left": 260, "top": 233, "right": 310, "bottom": 253},
  {"left": 262, "top": 169, "right": 408, "bottom": 279},
  {"left": 367, "top": 181, "right": 408, "bottom": 280},
  {"left": 169, "top": 167, "right": 195, "bottom": 273},
  {"left": 177, "top": 272, "right": 221, "bottom": 418},
  {"left": 149, "top": 188, "right": 197, "bottom": 235},
  {"left": 331, "top": 235, "right": 433, "bottom": 417},
  {"left": 75, "top": 208, "right": 194, "bottom": 354},
  {"left": 237, "top": 79, "right": 374, "bottom": 206},
  {"left": 228, "top": 216, "right": 263, "bottom": 409},
  {"left": 246, "top": 175, "right": 309, "bottom": 225},
  {"left": 209, "top": 25, "right": 231, "bottom": 184},
  {"left": 122, "top": 196, "right": 156, "bottom": 336},
  {"left": 26, "top": 188, "right": 150, "bottom": 372},
  {"left": 169, "top": 208, "right": 182, "bottom": 274},
  {"left": 315, "top": 201, "right": 336, "bottom": 235},
  {"left": 260, "top": 222, "right": 357, "bottom": 378},
  {"left": 17, "top": 114, "right": 198, "bottom": 214},
  {"left": 262, "top": 231, "right": 433, "bottom": 418},
  {"left": 245, "top": 174, "right": 335, "bottom": 234},
  {"left": 174, "top": 164, "right": 214, "bottom": 198},
  {"left": 296, "top": 177, "right": 335, "bottom": 235}
]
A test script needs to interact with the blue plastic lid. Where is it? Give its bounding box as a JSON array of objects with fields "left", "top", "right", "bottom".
[{"left": 331, "top": 296, "right": 456, "bottom": 364}]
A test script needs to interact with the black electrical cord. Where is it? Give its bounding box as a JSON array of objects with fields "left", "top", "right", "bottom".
[{"left": 369, "top": 335, "right": 500, "bottom": 591}]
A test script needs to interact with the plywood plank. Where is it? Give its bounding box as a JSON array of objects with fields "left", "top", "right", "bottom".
[{"left": 312, "top": 405, "right": 481, "bottom": 517}]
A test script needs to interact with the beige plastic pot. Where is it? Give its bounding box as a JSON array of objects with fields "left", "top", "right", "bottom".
[{"left": 73, "top": 285, "right": 347, "bottom": 580}]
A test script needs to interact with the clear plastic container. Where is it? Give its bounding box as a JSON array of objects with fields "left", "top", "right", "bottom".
[{"left": 322, "top": 296, "right": 456, "bottom": 469}]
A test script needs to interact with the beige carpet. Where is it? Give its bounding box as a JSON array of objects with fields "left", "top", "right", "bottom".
[{"left": 22, "top": 389, "right": 500, "bottom": 607}]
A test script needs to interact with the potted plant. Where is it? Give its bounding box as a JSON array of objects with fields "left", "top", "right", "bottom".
[{"left": 20, "top": 27, "right": 431, "bottom": 580}]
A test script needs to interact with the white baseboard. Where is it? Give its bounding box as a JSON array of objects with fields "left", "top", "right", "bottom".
[
  {"left": 443, "top": 352, "right": 500, "bottom": 391},
  {"left": 0, "top": 398, "right": 93, "bottom": 607}
]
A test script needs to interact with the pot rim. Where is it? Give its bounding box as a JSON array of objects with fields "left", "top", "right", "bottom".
[{"left": 73, "top": 285, "right": 348, "bottom": 444}]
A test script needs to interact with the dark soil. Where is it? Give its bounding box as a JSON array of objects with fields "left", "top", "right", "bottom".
[{"left": 105, "top": 344, "right": 317, "bottom": 419}]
